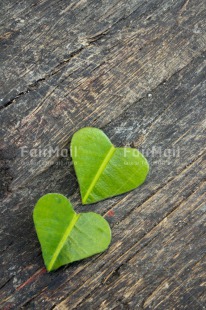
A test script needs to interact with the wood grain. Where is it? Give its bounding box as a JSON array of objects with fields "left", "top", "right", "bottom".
[{"left": 0, "top": 0, "right": 206, "bottom": 309}]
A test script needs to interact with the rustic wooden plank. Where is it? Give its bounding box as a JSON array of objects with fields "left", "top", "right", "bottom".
[
  {"left": 1, "top": 0, "right": 206, "bottom": 190},
  {"left": 66, "top": 181, "right": 206, "bottom": 309},
  {"left": 0, "top": 0, "right": 149, "bottom": 104},
  {"left": 1, "top": 51, "right": 205, "bottom": 308},
  {"left": 0, "top": 0, "right": 206, "bottom": 309}
]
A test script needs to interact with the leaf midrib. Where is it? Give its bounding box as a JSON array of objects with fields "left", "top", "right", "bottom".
[
  {"left": 82, "top": 145, "right": 115, "bottom": 203},
  {"left": 47, "top": 213, "right": 80, "bottom": 271}
]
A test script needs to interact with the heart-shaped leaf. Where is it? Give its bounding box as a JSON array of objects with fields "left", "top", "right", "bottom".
[
  {"left": 33, "top": 193, "right": 111, "bottom": 271},
  {"left": 71, "top": 127, "right": 149, "bottom": 204}
]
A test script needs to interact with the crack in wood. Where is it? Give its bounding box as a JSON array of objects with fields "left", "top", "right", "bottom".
[
  {"left": 0, "top": 1, "right": 146, "bottom": 111},
  {"left": 0, "top": 47, "right": 85, "bottom": 111}
]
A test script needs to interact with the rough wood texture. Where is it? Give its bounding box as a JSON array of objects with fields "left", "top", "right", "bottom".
[{"left": 0, "top": 0, "right": 206, "bottom": 309}]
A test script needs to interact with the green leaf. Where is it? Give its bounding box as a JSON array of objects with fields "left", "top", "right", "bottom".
[
  {"left": 33, "top": 193, "right": 111, "bottom": 271},
  {"left": 71, "top": 127, "right": 149, "bottom": 204}
]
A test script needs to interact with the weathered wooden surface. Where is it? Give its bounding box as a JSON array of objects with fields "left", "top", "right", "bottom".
[{"left": 0, "top": 0, "right": 206, "bottom": 309}]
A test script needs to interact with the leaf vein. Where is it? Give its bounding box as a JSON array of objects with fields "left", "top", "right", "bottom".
[
  {"left": 47, "top": 213, "right": 80, "bottom": 271},
  {"left": 82, "top": 145, "right": 115, "bottom": 203}
]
